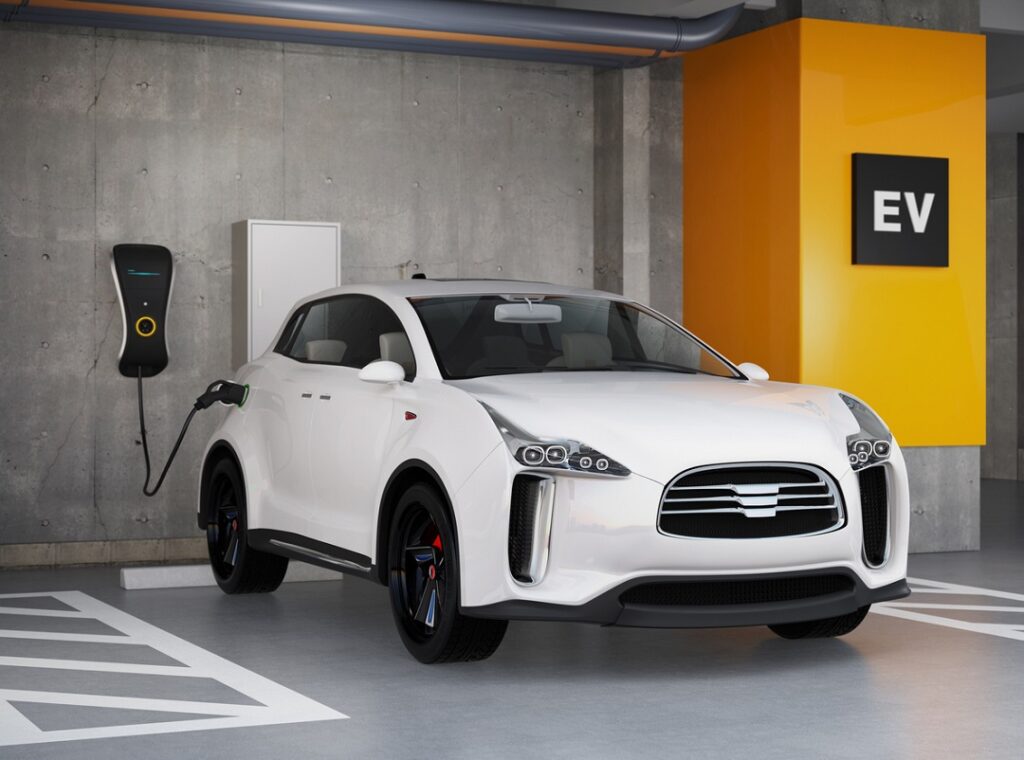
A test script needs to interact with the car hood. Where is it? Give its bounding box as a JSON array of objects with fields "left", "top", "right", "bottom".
[{"left": 450, "top": 372, "right": 861, "bottom": 484}]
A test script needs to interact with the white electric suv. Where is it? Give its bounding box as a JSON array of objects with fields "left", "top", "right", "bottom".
[{"left": 198, "top": 279, "right": 910, "bottom": 663}]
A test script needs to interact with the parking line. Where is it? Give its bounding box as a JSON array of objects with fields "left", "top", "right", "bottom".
[
  {"left": 0, "top": 591, "right": 346, "bottom": 747},
  {"left": 874, "top": 576, "right": 1024, "bottom": 642},
  {"left": 0, "top": 608, "right": 90, "bottom": 618}
]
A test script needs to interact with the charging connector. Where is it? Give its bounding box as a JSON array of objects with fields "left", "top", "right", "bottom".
[{"left": 136, "top": 371, "right": 247, "bottom": 497}]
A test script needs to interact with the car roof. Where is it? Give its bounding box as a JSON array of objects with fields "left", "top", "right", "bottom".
[{"left": 299, "top": 278, "right": 630, "bottom": 304}]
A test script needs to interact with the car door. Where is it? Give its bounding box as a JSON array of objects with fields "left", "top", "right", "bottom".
[
  {"left": 260, "top": 301, "right": 337, "bottom": 532},
  {"left": 306, "top": 295, "right": 414, "bottom": 559}
]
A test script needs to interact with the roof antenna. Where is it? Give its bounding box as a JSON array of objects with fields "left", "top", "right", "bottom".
[{"left": 411, "top": 273, "right": 427, "bottom": 280}]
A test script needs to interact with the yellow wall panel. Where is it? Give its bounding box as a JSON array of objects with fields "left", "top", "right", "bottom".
[
  {"left": 799, "top": 20, "right": 986, "bottom": 446},
  {"left": 682, "top": 19, "right": 986, "bottom": 447},
  {"left": 683, "top": 22, "right": 802, "bottom": 382}
]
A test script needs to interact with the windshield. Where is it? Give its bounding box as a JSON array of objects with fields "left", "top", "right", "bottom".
[{"left": 409, "top": 294, "right": 740, "bottom": 380}]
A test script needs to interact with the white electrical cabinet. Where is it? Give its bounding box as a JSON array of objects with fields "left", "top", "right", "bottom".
[{"left": 232, "top": 220, "right": 341, "bottom": 368}]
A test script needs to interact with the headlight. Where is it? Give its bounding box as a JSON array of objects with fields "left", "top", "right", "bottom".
[
  {"left": 481, "top": 404, "right": 630, "bottom": 477},
  {"left": 840, "top": 393, "right": 892, "bottom": 471}
]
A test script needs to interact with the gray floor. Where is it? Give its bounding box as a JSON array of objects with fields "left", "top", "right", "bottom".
[{"left": 3, "top": 481, "right": 1024, "bottom": 759}]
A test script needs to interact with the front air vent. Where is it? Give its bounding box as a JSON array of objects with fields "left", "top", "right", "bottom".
[
  {"left": 621, "top": 574, "right": 854, "bottom": 607},
  {"left": 859, "top": 465, "right": 889, "bottom": 567},
  {"left": 658, "top": 464, "right": 844, "bottom": 539},
  {"left": 508, "top": 474, "right": 555, "bottom": 585}
]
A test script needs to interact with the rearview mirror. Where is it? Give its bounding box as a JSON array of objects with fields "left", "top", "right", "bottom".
[
  {"left": 359, "top": 360, "right": 405, "bottom": 385},
  {"left": 737, "top": 362, "right": 769, "bottom": 381},
  {"left": 494, "top": 302, "right": 562, "bottom": 324}
]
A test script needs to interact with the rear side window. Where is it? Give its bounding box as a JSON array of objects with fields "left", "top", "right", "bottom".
[{"left": 277, "top": 295, "right": 414, "bottom": 376}]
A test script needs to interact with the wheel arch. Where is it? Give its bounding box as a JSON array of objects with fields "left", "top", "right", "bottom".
[
  {"left": 374, "top": 459, "right": 457, "bottom": 585},
  {"left": 197, "top": 440, "right": 244, "bottom": 530}
]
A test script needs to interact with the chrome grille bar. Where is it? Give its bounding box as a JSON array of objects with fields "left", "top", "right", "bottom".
[{"left": 658, "top": 463, "right": 845, "bottom": 539}]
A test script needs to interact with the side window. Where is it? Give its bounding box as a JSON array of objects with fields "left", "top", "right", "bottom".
[
  {"left": 283, "top": 295, "right": 415, "bottom": 378},
  {"left": 274, "top": 309, "right": 306, "bottom": 355}
]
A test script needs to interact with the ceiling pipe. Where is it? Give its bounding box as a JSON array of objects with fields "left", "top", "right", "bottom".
[
  {"left": 5, "top": 1, "right": 743, "bottom": 67},
  {"left": 11, "top": 5, "right": 644, "bottom": 67},
  {"left": 70, "top": 0, "right": 744, "bottom": 52}
]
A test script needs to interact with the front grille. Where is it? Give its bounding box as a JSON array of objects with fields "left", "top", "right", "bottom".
[
  {"left": 658, "top": 464, "right": 844, "bottom": 539},
  {"left": 620, "top": 574, "right": 854, "bottom": 607},
  {"left": 859, "top": 465, "right": 889, "bottom": 566}
]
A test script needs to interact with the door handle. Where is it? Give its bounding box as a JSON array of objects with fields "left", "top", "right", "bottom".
[
  {"left": 301, "top": 392, "right": 312, "bottom": 399},
  {"left": 319, "top": 394, "right": 332, "bottom": 401}
]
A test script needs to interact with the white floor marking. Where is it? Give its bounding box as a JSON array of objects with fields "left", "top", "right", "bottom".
[
  {"left": 0, "top": 656, "right": 199, "bottom": 677},
  {"left": 0, "top": 630, "right": 140, "bottom": 644},
  {"left": 0, "top": 607, "right": 90, "bottom": 618},
  {"left": 874, "top": 576, "right": 1024, "bottom": 642},
  {"left": 0, "top": 591, "right": 346, "bottom": 747}
]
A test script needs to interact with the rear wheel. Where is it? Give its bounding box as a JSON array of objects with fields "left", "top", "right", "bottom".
[
  {"left": 388, "top": 483, "right": 508, "bottom": 663},
  {"left": 768, "top": 605, "right": 870, "bottom": 639},
  {"left": 205, "top": 458, "right": 288, "bottom": 594}
]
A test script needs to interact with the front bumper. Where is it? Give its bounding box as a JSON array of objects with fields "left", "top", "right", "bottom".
[
  {"left": 454, "top": 444, "right": 911, "bottom": 613},
  {"left": 465, "top": 568, "right": 909, "bottom": 628}
]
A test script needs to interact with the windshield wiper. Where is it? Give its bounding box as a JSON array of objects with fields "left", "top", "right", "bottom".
[{"left": 614, "top": 360, "right": 725, "bottom": 376}]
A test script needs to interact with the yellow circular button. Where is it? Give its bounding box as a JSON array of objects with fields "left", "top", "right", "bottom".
[{"left": 135, "top": 316, "right": 157, "bottom": 337}]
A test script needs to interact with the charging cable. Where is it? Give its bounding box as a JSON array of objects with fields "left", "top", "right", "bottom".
[{"left": 136, "top": 368, "right": 248, "bottom": 497}]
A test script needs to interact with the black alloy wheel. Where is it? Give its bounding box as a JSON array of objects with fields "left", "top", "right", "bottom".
[
  {"left": 396, "top": 505, "right": 447, "bottom": 639},
  {"left": 208, "top": 470, "right": 242, "bottom": 580},
  {"left": 204, "top": 458, "right": 288, "bottom": 594},
  {"left": 388, "top": 484, "right": 508, "bottom": 663}
]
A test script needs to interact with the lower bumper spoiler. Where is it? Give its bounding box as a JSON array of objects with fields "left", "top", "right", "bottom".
[{"left": 464, "top": 569, "right": 910, "bottom": 629}]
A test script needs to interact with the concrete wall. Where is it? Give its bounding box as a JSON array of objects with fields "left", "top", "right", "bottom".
[
  {"left": 593, "top": 60, "right": 683, "bottom": 320},
  {"left": 984, "top": 133, "right": 1019, "bottom": 480},
  {"left": 0, "top": 22, "right": 593, "bottom": 556}
]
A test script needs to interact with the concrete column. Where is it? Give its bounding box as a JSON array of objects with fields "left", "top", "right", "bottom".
[
  {"left": 593, "top": 59, "right": 683, "bottom": 320},
  {"left": 622, "top": 67, "right": 651, "bottom": 306},
  {"left": 984, "top": 134, "right": 1018, "bottom": 480}
]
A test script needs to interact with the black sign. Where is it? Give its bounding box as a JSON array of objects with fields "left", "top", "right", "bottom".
[{"left": 853, "top": 153, "right": 949, "bottom": 267}]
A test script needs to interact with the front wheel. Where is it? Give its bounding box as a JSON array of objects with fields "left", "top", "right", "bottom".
[
  {"left": 768, "top": 605, "right": 870, "bottom": 639},
  {"left": 387, "top": 484, "right": 508, "bottom": 663}
]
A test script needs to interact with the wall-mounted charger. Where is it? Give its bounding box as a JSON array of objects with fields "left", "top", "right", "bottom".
[
  {"left": 111, "top": 243, "right": 173, "bottom": 378},
  {"left": 111, "top": 243, "right": 246, "bottom": 497}
]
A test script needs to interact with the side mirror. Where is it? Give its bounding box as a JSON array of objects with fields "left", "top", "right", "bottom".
[
  {"left": 359, "top": 360, "right": 405, "bottom": 385},
  {"left": 737, "top": 362, "right": 770, "bottom": 381}
]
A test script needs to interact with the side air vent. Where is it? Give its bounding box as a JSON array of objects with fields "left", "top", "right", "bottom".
[
  {"left": 859, "top": 465, "right": 889, "bottom": 567},
  {"left": 508, "top": 474, "right": 555, "bottom": 585}
]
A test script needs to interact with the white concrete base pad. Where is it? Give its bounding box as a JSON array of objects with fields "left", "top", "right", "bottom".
[{"left": 120, "top": 562, "right": 341, "bottom": 590}]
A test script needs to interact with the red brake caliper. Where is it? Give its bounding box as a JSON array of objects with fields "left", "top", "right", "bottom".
[{"left": 429, "top": 533, "right": 442, "bottom": 580}]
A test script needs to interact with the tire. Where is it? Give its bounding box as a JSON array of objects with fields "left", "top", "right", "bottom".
[
  {"left": 204, "top": 458, "right": 288, "bottom": 594},
  {"left": 768, "top": 605, "right": 871, "bottom": 639},
  {"left": 387, "top": 483, "right": 508, "bottom": 663}
]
